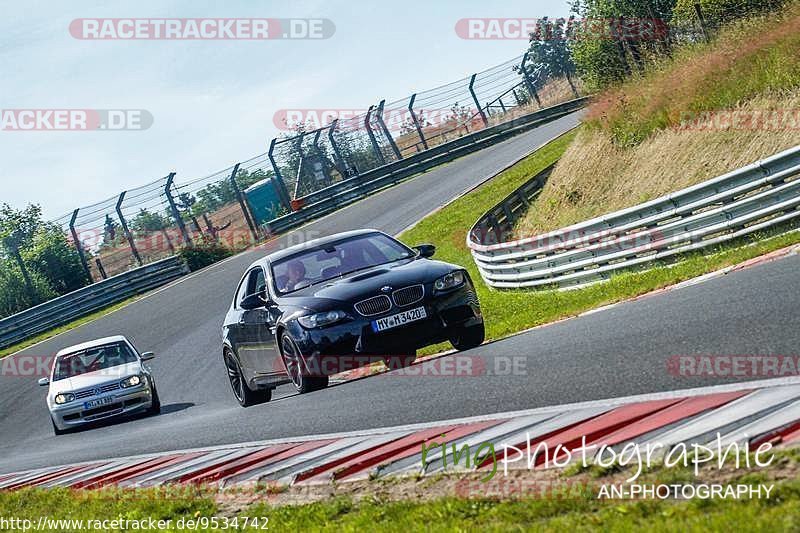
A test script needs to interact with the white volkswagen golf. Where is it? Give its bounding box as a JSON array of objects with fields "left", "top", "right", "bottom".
[{"left": 38, "top": 335, "right": 160, "bottom": 435}]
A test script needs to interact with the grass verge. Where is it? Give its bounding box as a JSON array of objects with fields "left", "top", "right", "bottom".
[
  {"left": 0, "top": 295, "right": 142, "bottom": 359},
  {"left": 2, "top": 448, "right": 798, "bottom": 531},
  {"left": 398, "top": 132, "right": 800, "bottom": 356}
]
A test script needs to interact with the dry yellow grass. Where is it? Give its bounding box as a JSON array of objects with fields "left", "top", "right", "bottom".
[{"left": 515, "top": 92, "right": 800, "bottom": 236}]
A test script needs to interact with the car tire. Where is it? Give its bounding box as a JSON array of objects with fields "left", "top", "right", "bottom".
[
  {"left": 383, "top": 352, "right": 417, "bottom": 371},
  {"left": 224, "top": 350, "right": 272, "bottom": 407},
  {"left": 449, "top": 322, "right": 485, "bottom": 351},
  {"left": 51, "top": 417, "right": 65, "bottom": 436},
  {"left": 148, "top": 382, "right": 161, "bottom": 415},
  {"left": 280, "top": 332, "right": 329, "bottom": 394}
]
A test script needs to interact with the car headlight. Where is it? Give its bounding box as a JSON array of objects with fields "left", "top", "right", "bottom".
[
  {"left": 298, "top": 310, "right": 348, "bottom": 329},
  {"left": 54, "top": 393, "right": 75, "bottom": 405},
  {"left": 434, "top": 270, "right": 466, "bottom": 291},
  {"left": 120, "top": 375, "right": 143, "bottom": 388}
]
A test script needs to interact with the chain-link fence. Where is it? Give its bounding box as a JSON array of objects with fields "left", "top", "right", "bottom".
[
  {"left": 270, "top": 53, "right": 582, "bottom": 202},
  {"left": 38, "top": 51, "right": 583, "bottom": 288}
]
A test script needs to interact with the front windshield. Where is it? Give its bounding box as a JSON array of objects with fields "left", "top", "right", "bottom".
[
  {"left": 271, "top": 233, "right": 415, "bottom": 295},
  {"left": 53, "top": 342, "right": 139, "bottom": 381}
]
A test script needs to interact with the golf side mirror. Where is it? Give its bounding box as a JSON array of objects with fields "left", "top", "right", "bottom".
[
  {"left": 140, "top": 352, "right": 156, "bottom": 361},
  {"left": 38, "top": 377, "right": 50, "bottom": 387},
  {"left": 414, "top": 244, "right": 436, "bottom": 258}
]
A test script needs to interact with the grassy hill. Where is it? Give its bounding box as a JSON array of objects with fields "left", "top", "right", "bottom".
[{"left": 515, "top": 2, "right": 800, "bottom": 236}]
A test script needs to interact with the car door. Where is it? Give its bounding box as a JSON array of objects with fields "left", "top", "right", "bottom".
[{"left": 231, "top": 267, "right": 280, "bottom": 382}]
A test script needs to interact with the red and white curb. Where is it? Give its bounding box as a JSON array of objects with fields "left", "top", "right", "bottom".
[{"left": 2, "top": 377, "right": 799, "bottom": 491}]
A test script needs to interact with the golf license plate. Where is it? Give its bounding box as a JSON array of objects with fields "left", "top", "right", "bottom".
[
  {"left": 84, "top": 396, "right": 115, "bottom": 409},
  {"left": 372, "top": 306, "right": 427, "bottom": 332}
]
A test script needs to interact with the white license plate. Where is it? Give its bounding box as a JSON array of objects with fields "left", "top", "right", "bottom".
[
  {"left": 371, "top": 306, "right": 427, "bottom": 332},
  {"left": 84, "top": 396, "right": 115, "bottom": 409}
]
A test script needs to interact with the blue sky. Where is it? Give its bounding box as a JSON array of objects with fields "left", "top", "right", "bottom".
[{"left": 1, "top": 0, "right": 570, "bottom": 218}]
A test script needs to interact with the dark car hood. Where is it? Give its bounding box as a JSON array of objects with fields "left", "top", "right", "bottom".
[{"left": 279, "top": 258, "right": 458, "bottom": 309}]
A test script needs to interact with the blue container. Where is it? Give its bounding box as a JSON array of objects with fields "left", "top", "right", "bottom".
[{"left": 244, "top": 179, "right": 284, "bottom": 226}]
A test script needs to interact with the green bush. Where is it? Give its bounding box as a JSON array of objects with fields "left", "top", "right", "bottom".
[
  {"left": 0, "top": 260, "right": 55, "bottom": 319},
  {"left": 568, "top": 0, "right": 787, "bottom": 92},
  {"left": 0, "top": 203, "right": 88, "bottom": 318},
  {"left": 570, "top": 36, "right": 629, "bottom": 92},
  {"left": 176, "top": 237, "right": 232, "bottom": 272},
  {"left": 586, "top": 1, "right": 800, "bottom": 146},
  {"left": 674, "top": 0, "right": 786, "bottom": 26},
  {"left": 22, "top": 225, "right": 88, "bottom": 295}
]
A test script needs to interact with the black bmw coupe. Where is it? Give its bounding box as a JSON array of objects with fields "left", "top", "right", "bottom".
[{"left": 221, "top": 229, "right": 484, "bottom": 406}]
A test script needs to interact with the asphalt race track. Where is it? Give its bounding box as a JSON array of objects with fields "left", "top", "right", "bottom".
[{"left": 2, "top": 111, "right": 797, "bottom": 474}]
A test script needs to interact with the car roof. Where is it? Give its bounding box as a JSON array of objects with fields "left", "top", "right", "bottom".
[
  {"left": 248, "top": 229, "right": 386, "bottom": 269},
  {"left": 56, "top": 335, "right": 131, "bottom": 357}
]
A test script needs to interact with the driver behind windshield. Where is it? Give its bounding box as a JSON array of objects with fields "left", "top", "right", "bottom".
[
  {"left": 285, "top": 260, "right": 308, "bottom": 292},
  {"left": 53, "top": 343, "right": 138, "bottom": 381}
]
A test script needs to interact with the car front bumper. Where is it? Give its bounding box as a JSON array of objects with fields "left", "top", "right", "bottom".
[
  {"left": 49, "top": 383, "right": 155, "bottom": 431},
  {"left": 291, "top": 279, "right": 483, "bottom": 375}
]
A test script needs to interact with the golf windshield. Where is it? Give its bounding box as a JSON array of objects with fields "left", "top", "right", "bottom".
[
  {"left": 272, "top": 233, "right": 415, "bottom": 294},
  {"left": 53, "top": 342, "right": 139, "bottom": 381}
]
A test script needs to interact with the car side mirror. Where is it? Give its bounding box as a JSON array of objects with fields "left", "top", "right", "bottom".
[
  {"left": 140, "top": 352, "right": 155, "bottom": 361},
  {"left": 414, "top": 244, "right": 436, "bottom": 258},
  {"left": 38, "top": 377, "right": 50, "bottom": 387},
  {"left": 241, "top": 290, "right": 269, "bottom": 310}
]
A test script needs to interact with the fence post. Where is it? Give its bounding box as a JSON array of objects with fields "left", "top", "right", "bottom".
[
  {"left": 520, "top": 53, "right": 542, "bottom": 107},
  {"left": 229, "top": 162, "right": 259, "bottom": 242},
  {"left": 694, "top": 3, "right": 709, "bottom": 43},
  {"left": 311, "top": 129, "right": 334, "bottom": 186},
  {"left": 364, "top": 105, "right": 386, "bottom": 166},
  {"left": 407, "top": 93, "right": 429, "bottom": 150},
  {"left": 565, "top": 72, "right": 579, "bottom": 98},
  {"left": 375, "top": 99, "right": 402, "bottom": 160},
  {"left": 69, "top": 208, "right": 93, "bottom": 284},
  {"left": 610, "top": 19, "right": 633, "bottom": 78},
  {"left": 164, "top": 172, "right": 192, "bottom": 246},
  {"left": 327, "top": 119, "right": 352, "bottom": 177},
  {"left": 3, "top": 237, "right": 38, "bottom": 302},
  {"left": 94, "top": 258, "right": 108, "bottom": 280},
  {"left": 115, "top": 191, "right": 143, "bottom": 266},
  {"left": 267, "top": 138, "right": 293, "bottom": 211},
  {"left": 615, "top": 39, "right": 632, "bottom": 77},
  {"left": 469, "top": 74, "right": 489, "bottom": 127},
  {"left": 292, "top": 132, "right": 307, "bottom": 200}
]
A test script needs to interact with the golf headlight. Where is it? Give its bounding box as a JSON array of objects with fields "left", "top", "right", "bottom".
[
  {"left": 434, "top": 270, "right": 465, "bottom": 291},
  {"left": 54, "top": 393, "right": 74, "bottom": 405},
  {"left": 298, "top": 310, "right": 348, "bottom": 329},
  {"left": 120, "top": 375, "right": 142, "bottom": 388}
]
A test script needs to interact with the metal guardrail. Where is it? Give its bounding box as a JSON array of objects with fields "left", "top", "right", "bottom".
[
  {"left": 0, "top": 256, "right": 189, "bottom": 350},
  {"left": 468, "top": 145, "right": 800, "bottom": 290},
  {"left": 265, "top": 98, "right": 589, "bottom": 235}
]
